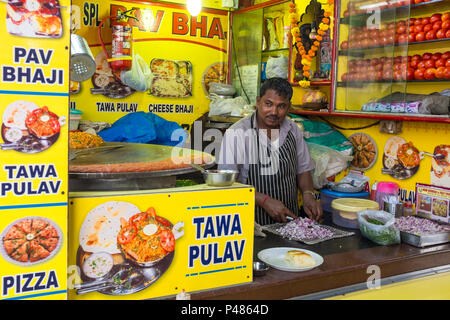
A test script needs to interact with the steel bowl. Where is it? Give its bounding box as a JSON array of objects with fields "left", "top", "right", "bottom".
[
  {"left": 253, "top": 261, "right": 269, "bottom": 277},
  {"left": 203, "top": 170, "right": 238, "bottom": 187}
]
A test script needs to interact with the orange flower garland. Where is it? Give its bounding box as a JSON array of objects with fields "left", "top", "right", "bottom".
[{"left": 290, "top": 1, "right": 333, "bottom": 82}]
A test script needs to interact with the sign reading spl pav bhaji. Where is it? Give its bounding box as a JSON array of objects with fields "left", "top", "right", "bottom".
[{"left": 70, "top": 0, "right": 229, "bottom": 128}]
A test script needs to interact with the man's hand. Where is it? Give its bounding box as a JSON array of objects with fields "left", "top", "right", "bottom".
[
  {"left": 262, "top": 197, "right": 297, "bottom": 223},
  {"left": 303, "top": 192, "right": 323, "bottom": 222}
]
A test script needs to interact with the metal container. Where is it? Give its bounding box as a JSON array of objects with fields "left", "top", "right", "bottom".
[
  {"left": 203, "top": 170, "right": 238, "bottom": 187},
  {"left": 70, "top": 34, "right": 96, "bottom": 82},
  {"left": 400, "top": 231, "right": 450, "bottom": 247},
  {"left": 253, "top": 261, "right": 269, "bottom": 277},
  {"left": 383, "top": 201, "right": 404, "bottom": 218}
]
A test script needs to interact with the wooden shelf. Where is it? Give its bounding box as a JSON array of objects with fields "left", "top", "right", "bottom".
[{"left": 289, "top": 109, "right": 450, "bottom": 123}]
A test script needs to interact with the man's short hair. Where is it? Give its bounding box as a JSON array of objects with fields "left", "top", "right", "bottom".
[{"left": 260, "top": 77, "right": 293, "bottom": 100}]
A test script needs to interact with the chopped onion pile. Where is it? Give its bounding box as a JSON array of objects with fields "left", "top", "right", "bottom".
[
  {"left": 276, "top": 218, "right": 333, "bottom": 240},
  {"left": 394, "top": 216, "right": 449, "bottom": 235}
]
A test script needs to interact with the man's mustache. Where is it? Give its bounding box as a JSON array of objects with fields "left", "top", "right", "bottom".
[{"left": 266, "top": 115, "right": 279, "bottom": 120}]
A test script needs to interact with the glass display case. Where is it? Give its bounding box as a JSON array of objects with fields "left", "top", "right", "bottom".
[
  {"left": 334, "top": 0, "right": 450, "bottom": 121},
  {"left": 229, "top": 1, "right": 292, "bottom": 105}
]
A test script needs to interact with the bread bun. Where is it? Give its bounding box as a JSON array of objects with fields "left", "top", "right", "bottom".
[{"left": 285, "top": 250, "right": 316, "bottom": 268}]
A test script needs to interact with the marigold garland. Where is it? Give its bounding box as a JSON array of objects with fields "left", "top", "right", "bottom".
[{"left": 289, "top": 0, "right": 333, "bottom": 84}]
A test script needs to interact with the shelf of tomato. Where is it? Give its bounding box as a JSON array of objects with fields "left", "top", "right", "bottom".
[
  {"left": 340, "top": 51, "right": 450, "bottom": 82},
  {"left": 339, "top": 12, "right": 450, "bottom": 54},
  {"left": 339, "top": 38, "right": 450, "bottom": 57},
  {"left": 340, "top": 0, "right": 447, "bottom": 25}
]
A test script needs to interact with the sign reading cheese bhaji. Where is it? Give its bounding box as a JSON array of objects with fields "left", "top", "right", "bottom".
[{"left": 68, "top": 187, "right": 254, "bottom": 300}]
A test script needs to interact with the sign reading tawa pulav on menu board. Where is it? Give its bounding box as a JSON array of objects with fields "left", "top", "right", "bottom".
[{"left": 0, "top": 0, "right": 70, "bottom": 300}]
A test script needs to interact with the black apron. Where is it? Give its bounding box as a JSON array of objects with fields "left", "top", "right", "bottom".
[{"left": 247, "top": 113, "right": 299, "bottom": 225}]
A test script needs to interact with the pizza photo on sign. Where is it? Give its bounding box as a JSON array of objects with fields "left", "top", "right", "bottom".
[
  {"left": 75, "top": 201, "right": 184, "bottom": 296},
  {"left": 5, "top": 0, "right": 63, "bottom": 38},
  {"left": 149, "top": 59, "right": 192, "bottom": 98},
  {"left": 1, "top": 100, "right": 65, "bottom": 153},
  {"left": 1, "top": 217, "right": 62, "bottom": 266}
]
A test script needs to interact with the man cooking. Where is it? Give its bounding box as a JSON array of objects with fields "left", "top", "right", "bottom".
[{"left": 218, "top": 77, "right": 322, "bottom": 225}]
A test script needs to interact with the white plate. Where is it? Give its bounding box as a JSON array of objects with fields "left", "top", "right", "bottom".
[{"left": 257, "top": 247, "right": 324, "bottom": 272}]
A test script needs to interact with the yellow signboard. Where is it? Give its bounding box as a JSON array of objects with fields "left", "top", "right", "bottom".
[
  {"left": 70, "top": 0, "right": 229, "bottom": 128},
  {"left": 68, "top": 185, "right": 254, "bottom": 300},
  {"left": 0, "top": 0, "right": 70, "bottom": 300}
]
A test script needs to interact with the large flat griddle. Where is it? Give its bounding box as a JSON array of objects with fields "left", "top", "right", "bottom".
[{"left": 69, "top": 142, "right": 214, "bottom": 191}]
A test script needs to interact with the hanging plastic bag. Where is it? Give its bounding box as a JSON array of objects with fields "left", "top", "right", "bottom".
[
  {"left": 120, "top": 53, "right": 151, "bottom": 92},
  {"left": 208, "top": 94, "right": 248, "bottom": 117},
  {"left": 265, "top": 55, "right": 289, "bottom": 79},
  {"left": 306, "top": 142, "right": 354, "bottom": 189},
  {"left": 358, "top": 210, "right": 400, "bottom": 246}
]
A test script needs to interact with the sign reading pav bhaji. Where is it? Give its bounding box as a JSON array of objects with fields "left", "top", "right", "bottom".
[{"left": 70, "top": 0, "right": 229, "bottom": 127}]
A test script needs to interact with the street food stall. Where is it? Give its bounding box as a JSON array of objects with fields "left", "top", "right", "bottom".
[{"left": 0, "top": 0, "right": 449, "bottom": 301}]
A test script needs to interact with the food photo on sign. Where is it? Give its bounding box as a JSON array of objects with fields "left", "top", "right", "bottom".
[
  {"left": 5, "top": 0, "right": 63, "bottom": 38},
  {"left": 73, "top": 201, "right": 183, "bottom": 296},
  {"left": 1, "top": 100, "right": 66, "bottom": 153}
]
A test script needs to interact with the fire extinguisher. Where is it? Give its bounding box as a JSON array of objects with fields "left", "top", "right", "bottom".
[{"left": 98, "top": 9, "right": 136, "bottom": 72}]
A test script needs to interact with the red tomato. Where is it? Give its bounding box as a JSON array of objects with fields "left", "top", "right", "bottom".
[
  {"left": 414, "top": 18, "right": 423, "bottom": 25},
  {"left": 432, "top": 53, "right": 442, "bottom": 60},
  {"left": 430, "top": 14, "right": 442, "bottom": 24},
  {"left": 414, "top": 0, "right": 423, "bottom": 4},
  {"left": 408, "top": 33, "right": 416, "bottom": 42},
  {"left": 432, "top": 21, "right": 442, "bottom": 31},
  {"left": 383, "top": 69, "right": 393, "bottom": 80},
  {"left": 159, "top": 230, "right": 175, "bottom": 252},
  {"left": 375, "top": 70, "right": 383, "bottom": 81},
  {"left": 446, "top": 59, "right": 450, "bottom": 67},
  {"left": 435, "top": 66, "right": 446, "bottom": 79},
  {"left": 442, "top": 20, "right": 450, "bottom": 30},
  {"left": 415, "top": 32, "right": 426, "bottom": 41},
  {"left": 421, "top": 17, "right": 430, "bottom": 25},
  {"left": 436, "top": 29, "right": 446, "bottom": 39},
  {"left": 422, "top": 52, "right": 433, "bottom": 60},
  {"left": 423, "top": 24, "right": 433, "bottom": 33},
  {"left": 435, "top": 58, "right": 446, "bottom": 68},
  {"left": 447, "top": 29, "right": 450, "bottom": 38},
  {"left": 426, "top": 30, "right": 436, "bottom": 40},
  {"left": 411, "top": 54, "right": 422, "bottom": 61},
  {"left": 424, "top": 68, "right": 436, "bottom": 80},
  {"left": 410, "top": 59, "right": 420, "bottom": 69},
  {"left": 442, "top": 13, "right": 450, "bottom": 22},
  {"left": 155, "top": 216, "right": 171, "bottom": 227},
  {"left": 444, "top": 67, "right": 450, "bottom": 79},
  {"left": 424, "top": 59, "right": 435, "bottom": 68},
  {"left": 340, "top": 41, "right": 348, "bottom": 50},
  {"left": 442, "top": 51, "right": 450, "bottom": 60},
  {"left": 414, "top": 24, "right": 424, "bottom": 33},
  {"left": 414, "top": 68, "right": 425, "bottom": 79},
  {"left": 397, "top": 25, "right": 407, "bottom": 34},
  {"left": 418, "top": 61, "right": 427, "bottom": 69},
  {"left": 407, "top": 67, "right": 415, "bottom": 80},
  {"left": 342, "top": 73, "right": 348, "bottom": 82}
]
